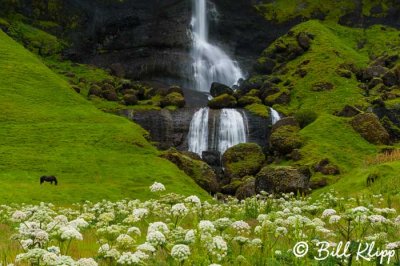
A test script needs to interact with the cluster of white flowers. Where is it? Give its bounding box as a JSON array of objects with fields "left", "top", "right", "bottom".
[
  {"left": 171, "top": 244, "right": 191, "bottom": 261},
  {"left": 149, "top": 182, "right": 166, "bottom": 192},
  {"left": 2, "top": 184, "right": 399, "bottom": 265}
]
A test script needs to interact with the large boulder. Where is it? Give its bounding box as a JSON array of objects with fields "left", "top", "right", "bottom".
[
  {"left": 160, "top": 150, "right": 219, "bottom": 193},
  {"left": 350, "top": 113, "right": 390, "bottom": 145},
  {"left": 222, "top": 143, "right": 265, "bottom": 179},
  {"left": 202, "top": 151, "right": 221, "bottom": 167},
  {"left": 235, "top": 176, "right": 256, "bottom": 200},
  {"left": 255, "top": 166, "right": 310, "bottom": 194},
  {"left": 208, "top": 94, "right": 237, "bottom": 109},
  {"left": 210, "top": 82, "right": 233, "bottom": 97},
  {"left": 270, "top": 125, "right": 302, "bottom": 155},
  {"left": 160, "top": 92, "right": 186, "bottom": 108}
]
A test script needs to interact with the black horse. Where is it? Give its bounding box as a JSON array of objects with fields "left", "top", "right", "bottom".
[{"left": 40, "top": 176, "right": 58, "bottom": 185}]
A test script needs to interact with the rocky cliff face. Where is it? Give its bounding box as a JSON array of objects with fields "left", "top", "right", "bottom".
[{"left": 120, "top": 108, "right": 271, "bottom": 151}]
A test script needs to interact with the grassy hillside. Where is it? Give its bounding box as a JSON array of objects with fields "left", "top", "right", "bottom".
[
  {"left": 248, "top": 20, "right": 400, "bottom": 202},
  {"left": 0, "top": 29, "right": 208, "bottom": 204}
]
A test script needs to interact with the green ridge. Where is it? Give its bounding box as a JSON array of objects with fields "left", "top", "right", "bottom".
[{"left": 0, "top": 30, "right": 208, "bottom": 204}]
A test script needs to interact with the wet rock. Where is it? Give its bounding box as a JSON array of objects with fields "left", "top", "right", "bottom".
[
  {"left": 255, "top": 166, "right": 310, "bottom": 194},
  {"left": 208, "top": 94, "right": 237, "bottom": 109},
  {"left": 202, "top": 151, "right": 221, "bottom": 167},
  {"left": 210, "top": 82, "right": 233, "bottom": 97}
]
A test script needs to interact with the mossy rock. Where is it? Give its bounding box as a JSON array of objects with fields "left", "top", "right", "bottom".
[
  {"left": 235, "top": 176, "right": 256, "bottom": 200},
  {"left": 160, "top": 150, "right": 219, "bottom": 193},
  {"left": 208, "top": 93, "right": 237, "bottom": 109},
  {"left": 350, "top": 113, "right": 390, "bottom": 145},
  {"left": 160, "top": 92, "right": 185, "bottom": 108},
  {"left": 255, "top": 166, "right": 310, "bottom": 194},
  {"left": 210, "top": 82, "right": 233, "bottom": 97},
  {"left": 245, "top": 103, "right": 270, "bottom": 119},
  {"left": 270, "top": 125, "right": 302, "bottom": 155},
  {"left": 222, "top": 143, "right": 265, "bottom": 179},
  {"left": 381, "top": 116, "right": 400, "bottom": 141},
  {"left": 264, "top": 90, "right": 290, "bottom": 105},
  {"left": 221, "top": 179, "right": 243, "bottom": 195},
  {"left": 123, "top": 94, "right": 138, "bottom": 106},
  {"left": 237, "top": 96, "right": 262, "bottom": 107},
  {"left": 88, "top": 85, "right": 102, "bottom": 97}
]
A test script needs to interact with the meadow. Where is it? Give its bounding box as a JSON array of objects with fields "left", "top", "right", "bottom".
[{"left": 0, "top": 182, "right": 399, "bottom": 265}]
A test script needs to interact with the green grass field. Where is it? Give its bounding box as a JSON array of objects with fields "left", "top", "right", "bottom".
[{"left": 0, "top": 29, "right": 208, "bottom": 204}]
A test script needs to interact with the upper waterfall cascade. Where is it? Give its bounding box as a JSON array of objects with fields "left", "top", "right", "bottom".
[{"left": 191, "top": 0, "right": 244, "bottom": 92}]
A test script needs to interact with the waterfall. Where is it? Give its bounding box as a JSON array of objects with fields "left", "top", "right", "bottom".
[
  {"left": 188, "top": 108, "right": 247, "bottom": 157},
  {"left": 191, "top": 0, "right": 244, "bottom": 92},
  {"left": 188, "top": 107, "right": 209, "bottom": 155},
  {"left": 270, "top": 107, "right": 281, "bottom": 125},
  {"left": 217, "top": 109, "right": 247, "bottom": 155},
  {"left": 187, "top": 0, "right": 248, "bottom": 157}
]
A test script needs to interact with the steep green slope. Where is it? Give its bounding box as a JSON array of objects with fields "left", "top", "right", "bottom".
[
  {"left": 0, "top": 30, "right": 208, "bottom": 204},
  {"left": 245, "top": 20, "right": 400, "bottom": 201}
]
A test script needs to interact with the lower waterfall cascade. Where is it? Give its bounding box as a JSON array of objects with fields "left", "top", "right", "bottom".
[
  {"left": 188, "top": 108, "right": 248, "bottom": 157},
  {"left": 270, "top": 107, "right": 282, "bottom": 125}
]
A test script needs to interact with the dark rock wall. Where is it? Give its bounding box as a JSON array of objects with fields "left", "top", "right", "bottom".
[{"left": 120, "top": 108, "right": 270, "bottom": 152}]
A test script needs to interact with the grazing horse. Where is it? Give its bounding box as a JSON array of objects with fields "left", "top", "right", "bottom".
[
  {"left": 366, "top": 174, "right": 379, "bottom": 187},
  {"left": 40, "top": 176, "right": 58, "bottom": 185}
]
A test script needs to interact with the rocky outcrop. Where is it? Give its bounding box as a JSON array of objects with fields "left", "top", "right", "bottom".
[
  {"left": 160, "top": 150, "right": 219, "bottom": 193},
  {"left": 255, "top": 166, "right": 310, "bottom": 194},
  {"left": 350, "top": 113, "right": 390, "bottom": 145},
  {"left": 222, "top": 143, "right": 265, "bottom": 179},
  {"left": 120, "top": 108, "right": 271, "bottom": 151}
]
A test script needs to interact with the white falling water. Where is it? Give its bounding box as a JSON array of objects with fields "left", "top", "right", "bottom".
[
  {"left": 188, "top": 107, "right": 209, "bottom": 155},
  {"left": 270, "top": 107, "right": 281, "bottom": 125},
  {"left": 191, "top": 0, "right": 244, "bottom": 92},
  {"left": 187, "top": 0, "right": 248, "bottom": 157},
  {"left": 217, "top": 109, "right": 247, "bottom": 155},
  {"left": 188, "top": 108, "right": 248, "bottom": 156}
]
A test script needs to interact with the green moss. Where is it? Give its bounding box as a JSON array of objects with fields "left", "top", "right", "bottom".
[
  {"left": 160, "top": 92, "right": 185, "bottom": 108},
  {"left": 222, "top": 143, "right": 265, "bottom": 179},
  {"left": 270, "top": 126, "right": 303, "bottom": 155},
  {"left": 237, "top": 96, "right": 262, "bottom": 107},
  {"left": 208, "top": 93, "right": 237, "bottom": 109},
  {"left": 255, "top": 0, "right": 395, "bottom": 23},
  {"left": 7, "top": 21, "right": 66, "bottom": 56},
  {"left": 245, "top": 103, "right": 270, "bottom": 119}
]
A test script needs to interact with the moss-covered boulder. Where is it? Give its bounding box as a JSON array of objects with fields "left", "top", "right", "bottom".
[
  {"left": 255, "top": 166, "right": 310, "bottom": 194},
  {"left": 160, "top": 150, "right": 219, "bottom": 193},
  {"left": 235, "top": 176, "right": 256, "bottom": 200},
  {"left": 88, "top": 85, "right": 102, "bottom": 97},
  {"left": 208, "top": 94, "right": 237, "bottom": 109},
  {"left": 160, "top": 92, "right": 185, "bottom": 108},
  {"left": 222, "top": 143, "right": 265, "bottom": 179},
  {"left": 264, "top": 90, "right": 290, "bottom": 105},
  {"left": 210, "top": 82, "right": 233, "bottom": 97},
  {"left": 237, "top": 96, "right": 262, "bottom": 107},
  {"left": 314, "top": 158, "right": 340, "bottom": 175},
  {"left": 123, "top": 94, "right": 138, "bottom": 106},
  {"left": 350, "top": 113, "right": 390, "bottom": 145},
  {"left": 270, "top": 125, "right": 302, "bottom": 155}
]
